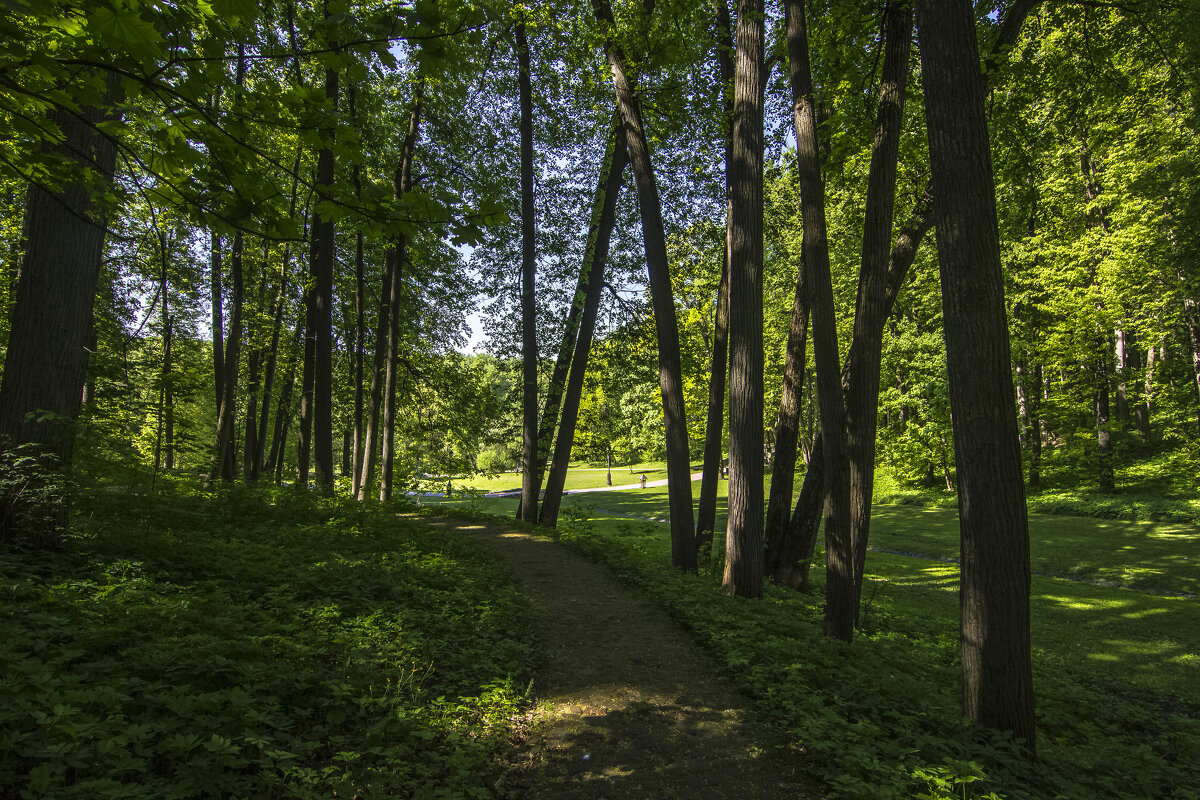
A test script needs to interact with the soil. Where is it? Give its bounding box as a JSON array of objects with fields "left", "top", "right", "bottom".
[{"left": 418, "top": 516, "right": 823, "bottom": 800}]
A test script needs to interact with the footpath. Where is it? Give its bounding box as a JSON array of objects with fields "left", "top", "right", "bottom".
[{"left": 419, "top": 516, "right": 821, "bottom": 800}]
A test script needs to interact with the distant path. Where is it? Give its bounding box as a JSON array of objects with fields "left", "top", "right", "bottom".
[{"left": 417, "top": 516, "right": 821, "bottom": 800}]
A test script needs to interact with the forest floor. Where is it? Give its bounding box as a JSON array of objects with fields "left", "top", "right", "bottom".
[{"left": 417, "top": 515, "right": 823, "bottom": 800}]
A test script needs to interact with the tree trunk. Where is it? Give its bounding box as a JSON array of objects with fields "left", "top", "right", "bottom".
[
  {"left": 763, "top": 264, "right": 809, "bottom": 576},
  {"left": 211, "top": 233, "right": 225, "bottom": 420},
  {"left": 916, "top": 0, "right": 1036, "bottom": 753},
  {"left": 296, "top": 224, "right": 317, "bottom": 488},
  {"left": 357, "top": 250, "right": 393, "bottom": 500},
  {"left": 1184, "top": 295, "right": 1200, "bottom": 435},
  {"left": 539, "top": 123, "right": 629, "bottom": 528},
  {"left": 696, "top": 0, "right": 735, "bottom": 557},
  {"left": 312, "top": 65, "right": 339, "bottom": 492},
  {"left": 379, "top": 80, "right": 423, "bottom": 502},
  {"left": 243, "top": 343, "right": 261, "bottom": 481},
  {"left": 352, "top": 177, "right": 366, "bottom": 496},
  {"left": 211, "top": 232, "right": 244, "bottom": 483},
  {"left": 153, "top": 224, "right": 175, "bottom": 472},
  {"left": 1114, "top": 328, "right": 1130, "bottom": 422},
  {"left": 254, "top": 271, "right": 287, "bottom": 480},
  {"left": 724, "top": 0, "right": 766, "bottom": 599},
  {"left": 268, "top": 319, "right": 304, "bottom": 481},
  {"left": 845, "top": 0, "right": 913, "bottom": 622},
  {"left": 595, "top": 0, "right": 696, "bottom": 571},
  {"left": 517, "top": 21, "right": 541, "bottom": 522},
  {"left": 786, "top": 0, "right": 853, "bottom": 638},
  {"left": 1137, "top": 341, "right": 1156, "bottom": 442}
]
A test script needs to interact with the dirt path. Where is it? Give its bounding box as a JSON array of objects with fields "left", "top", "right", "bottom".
[{"left": 419, "top": 516, "right": 821, "bottom": 800}]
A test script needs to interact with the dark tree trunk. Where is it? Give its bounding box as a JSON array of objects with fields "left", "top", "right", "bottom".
[
  {"left": 357, "top": 250, "right": 393, "bottom": 500},
  {"left": 312, "top": 65, "right": 339, "bottom": 492},
  {"left": 254, "top": 270, "right": 287, "bottom": 480},
  {"left": 379, "top": 80, "right": 423, "bottom": 502},
  {"left": 268, "top": 320, "right": 304, "bottom": 482},
  {"left": 1137, "top": 341, "right": 1156, "bottom": 442},
  {"left": 211, "top": 233, "right": 225, "bottom": 419},
  {"left": 595, "top": 0, "right": 696, "bottom": 571},
  {"left": 786, "top": 0, "right": 853, "bottom": 638},
  {"left": 539, "top": 124, "right": 629, "bottom": 528},
  {"left": 697, "top": 0, "right": 735, "bottom": 556},
  {"left": 211, "top": 232, "right": 244, "bottom": 483},
  {"left": 845, "top": 0, "right": 913, "bottom": 622},
  {"left": 517, "top": 21, "right": 540, "bottom": 522},
  {"left": 916, "top": 0, "right": 1036, "bottom": 753},
  {"left": 154, "top": 225, "right": 175, "bottom": 471},
  {"left": 763, "top": 265, "right": 809, "bottom": 576},
  {"left": 352, "top": 175, "right": 366, "bottom": 496},
  {"left": 771, "top": 186, "right": 933, "bottom": 589},
  {"left": 243, "top": 343, "right": 261, "bottom": 481},
  {"left": 296, "top": 223, "right": 317, "bottom": 488},
  {"left": 724, "top": 0, "right": 766, "bottom": 599},
  {"left": 1016, "top": 358, "right": 1043, "bottom": 487}
]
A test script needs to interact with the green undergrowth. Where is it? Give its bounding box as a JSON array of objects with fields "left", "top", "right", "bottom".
[
  {"left": 0, "top": 478, "right": 534, "bottom": 799},
  {"left": 445, "top": 497, "right": 1198, "bottom": 800}
]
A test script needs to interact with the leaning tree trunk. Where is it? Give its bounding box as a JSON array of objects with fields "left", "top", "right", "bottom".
[
  {"left": 916, "top": 0, "right": 1036, "bottom": 753},
  {"left": 763, "top": 261, "right": 809, "bottom": 576},
  {"left": 724, "top": 0, "right": 766, "bottom": 599},
  {"left": 539, "top": 118, "right": 629, "bottom": 528},
  {"left": 844, "top": 0, "right": 913, "bottom": 622},
  {"left": 786, "top": 0, "right": 854, "bottom": 639},
  {"left": 595, "top": 0, "right": 696, "bottom": 571},
  {"left": 516, "top": 21, "right": 541, "bottom": 522},
  {"left": 696, "top": 0, "right": 735, "bottom": 556}
]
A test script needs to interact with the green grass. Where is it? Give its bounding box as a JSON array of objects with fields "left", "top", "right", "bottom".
[
  {"left": 450, "top": 461, "right": 687, "bottom": 494},
  {"left": 1, "top": 479, "right": 533, "bottom": 799},
  {"left": 431, "top": 488, "right": 1199, "bottom": 800}
]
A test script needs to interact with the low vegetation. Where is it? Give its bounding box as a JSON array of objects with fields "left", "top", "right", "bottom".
[{"left": 0, "top": 478, "right": 533, "bottom": 799}]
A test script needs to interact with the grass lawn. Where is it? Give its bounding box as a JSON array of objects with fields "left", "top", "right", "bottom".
[{"left": 449, "top": 461, "right": 689, "bottom": 494}]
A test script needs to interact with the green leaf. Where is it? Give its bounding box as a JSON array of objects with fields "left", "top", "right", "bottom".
[{"left": 87, "top": 5, "right": 163, "bottom": 57}]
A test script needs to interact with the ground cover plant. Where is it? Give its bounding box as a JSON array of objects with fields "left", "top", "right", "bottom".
[
  {"left": 0, "top": 478, "right": 534, "bottom": 799},
  {"left": 430, "top": 486, "right": 1200, "bottom": 800}
]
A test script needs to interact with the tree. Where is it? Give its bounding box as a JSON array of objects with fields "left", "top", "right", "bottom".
[
  {"left": 517, "top": 19, "right": 540, "bottom": 522},
  {"left": 723, "top": 0, "right": 766, "bottom": 598},
  {"left": 916, "top": 0, "right": 1036, "bottom": 751}
]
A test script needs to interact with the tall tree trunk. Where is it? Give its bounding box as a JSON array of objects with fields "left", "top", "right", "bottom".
[
  {"left": 763, "top": 263, "right": 809, "bottom": 576},
  {"left": 296, "top": 222, "right": 317, "bottom": 488},
  {"left": 539, "top": 124, "right": 629, "bottom": 528},
  {"left": 517, "top": 21, "right": 540, "bottom": 522},
  {"left": 696, "top": 0, "right": 735, "bottom": 556},
  {"left": 211, "top": 233, "right": 225, "bottom": 420},
  {"left": 268, "top": 319, "right": 304, "bottom": 481},
  {"left": 312, "top": 64, "right": 339, "bottom": 491},
  {"left": 357, "top": 251, "right": 393, "bottom": 500},
  {"left": 770, "top": 186, "right": 933, "bottom": 589},
  {"left": 786, "top": 0, "right": 854, "bottom": 638},
  {"left": 1137, "top": 341, "right": 1156, "bottom": 442},
  {"left": 379, "top": 79, "right": 423, "bottom": 502},
  {"left": 152, "top": 221, "right": 175, "bottom": 472},
  {"left": 211, "top": 232, "right": 244, "bottom": 483},
  {"left": 243, "top": 345, "right": 261, "bottom": 481},
  {"left": 595, "top": 0, "right": 696, "bottom": 571},
  {"left": 254, "top": 272, "right": 287, "bottom": 480},
  {"left": 916, "top": 0, "right": 1036, "bottom": 753},
  {"left": 845, "top": 0, "right": 913, "bottom": 622},
  {"left": 352, "top": 172, "right": 366, "bottom": 496},
  {"left": 724, "top": 0, "right": 766, "bottom": 599}
]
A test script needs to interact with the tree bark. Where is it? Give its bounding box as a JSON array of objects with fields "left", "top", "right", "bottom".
[
  {"left": 916, "top": 0, "right": 1036, "bottom": 753},
  {"left": 211, "top": 232, "right": 244, "bottom": 483},
  {"left": 763, "top": 263, "right": 809, "bottom": 576},
  {"left": 786, "top": 0, "right": 853, "bottom": 638},
  {"left": 211, "top": 233, "right": 225, "bottom": 422},
  {"left": 312, "top": 65, "right": 339, "bottom": 492},
  {"left": 724, "top": 0, "right": 766, "bottom": 599},
  {"left": 517, "top": 21, "right": 540, "bottom": 522},
  {"left": 296, "top": 221, "right": 317, "bottom": 488},
  {"left": 357, "top": 250, "right": 393, "bottom": 499},
  {"left": 539, "top": 122, "right": 629, "bottom": 528},
  {"left": 267, "top": 319, "right": 303, "bottom": 481},
  {"left": 696, "top": 0, "right": 735, "bottom": 556},
  {"left": 1184, "top": 295, "right": 1200, "bottom": 435},
  {"left": 1095, "top": 334, "right": 1115, "bottom": 492},
  {"left": 845, "top": 0, "right": 913, "bottom": 621},
  {"left": 595, "top": 0, "right": 696, "bottom": 571},
  {"left": 379, "top": 79, "right": 423, "bottom": 502}
]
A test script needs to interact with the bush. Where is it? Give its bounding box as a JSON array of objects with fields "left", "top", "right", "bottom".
[{"left": 0, "top": 439, "right": 69, "bottom": 549}]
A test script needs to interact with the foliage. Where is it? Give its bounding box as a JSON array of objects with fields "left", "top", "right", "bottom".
[
  {"left": 0, "top": 478, "right": 533, "bottom": 799},
  {"left": 0, "top": 439, "right": 70, "bottom": 549}
]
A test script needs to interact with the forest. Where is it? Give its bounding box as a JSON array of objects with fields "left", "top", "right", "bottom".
[{"left": 1, "top": 0, "right": 1199, "bottom": 798}]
